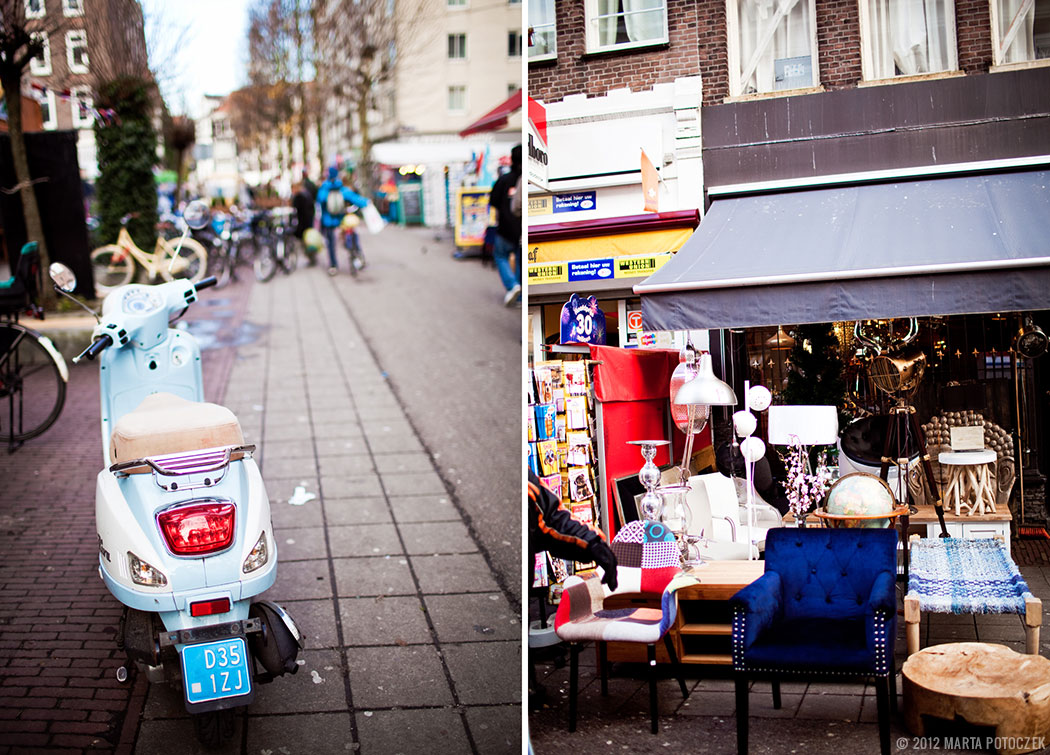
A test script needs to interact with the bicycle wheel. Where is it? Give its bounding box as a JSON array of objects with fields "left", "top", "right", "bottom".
[
  {"left": 254, "top": 245, "right": 277, "bottom": 282},
  {"left": 211, "top": 245, "right": 232, "bottom": 289},
  {"left": 161, "top": 237, "right": 208, "bottom": 283},
  {"left": 280, "top": 237, "right": 298, "bottom": 274},
  {"left": 90, "top": 245, "right": 135, "bottom": 296},
  {"left": 0, "top": 323, "right": 67, "bottom": 444}
]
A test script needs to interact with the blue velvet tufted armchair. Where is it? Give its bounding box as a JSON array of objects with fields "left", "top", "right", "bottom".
[{"left": 730, "top": 528, "right": 898, "bottom": 755}]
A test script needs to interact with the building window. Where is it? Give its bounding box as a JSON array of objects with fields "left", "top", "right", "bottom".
[
  {"left": 25, "top": 0, "right": 44, "bottom": 19},
  {"left": 859, "top": 0, "right": 957, "bottom": 80},
  {"left": 29, "top": 32, "right": 50, "bottom": 76},
  {"left": 509, "top": 82, "right": 519, "bottom": 96},
  {"left": 447, "top": 0, "right": 466, "bottom": 7},
  {"left": 727, "top": 0, "right": 818, "bottom": 96},
  {"left": 448, "top": 33, "right": 467, "bottom": 59},
  {"left": 508, "top": 29, "right": 522, "bottom": 57},
  {"left": 448, "top": 85, "right": 467, "bottom": 112},
  {"left": 991, "top": 0, "right": 1050, "bottom": 65},
  {"left": 529, "top": 0, "right": 557, "bottom": 60},
  {"left": 67, "top": 30, "right": 89, "bottom": 74},
  {"left": 41, "top": 90, "right": 57, "bottom": 130},
  {"left": 71, "top": 86, "right": 93, "bottom": 128},
  {"left": 63, "top": 0, "right": 84, "bottom": 16},
  {"left": 584, "top": 0, "right": 667, "bottom": 53}
]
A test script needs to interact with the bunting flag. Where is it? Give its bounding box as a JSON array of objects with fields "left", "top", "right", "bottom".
[{"left": 641, "top": 148, "right": 659, "bottom": 213}]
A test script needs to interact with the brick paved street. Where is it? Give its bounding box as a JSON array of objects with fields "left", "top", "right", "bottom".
[{"left": 0, "top": 225, "right": 522, "bottom": 754}]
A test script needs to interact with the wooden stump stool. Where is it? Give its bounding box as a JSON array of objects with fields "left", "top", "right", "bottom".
[{"left": 902, "top": 643, "right": 1050, "bottom": 755}]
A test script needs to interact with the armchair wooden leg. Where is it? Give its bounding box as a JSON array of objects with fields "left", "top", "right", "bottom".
[
  {"left": 663, "top": 634, "right": 689, "bottom": 700},
  {"left": 568, "top": 643, "right": 580, "bottom": 733},
  {"left": 771, "top": 680, "right": 781, "bottom": 710},
  {"left": 647, "top": 643, "right": 659, "bottom": 734},
  {"left": 875, "top": 674, "right": 891, "bottom": 755},
  {"left": 890, "top": 667, "right": 898, "bottom": 715},
  {"left": 598, "top": 641, "right": 608, "bottom": 697},
  {"left": 735, "top": 677, "right": 749, "bottom": 755}
]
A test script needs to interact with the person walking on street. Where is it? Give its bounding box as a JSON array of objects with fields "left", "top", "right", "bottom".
[
  {"left": 317, "top": 165, "right": 368, "bottom": 276},
  {"left": 489, "top": 145, "right": 522, "bottom": 306}
]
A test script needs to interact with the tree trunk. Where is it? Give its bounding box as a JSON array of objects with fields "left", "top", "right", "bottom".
[
  {"left": 357, "top": 88, "right": 374, "bottom": 196},
  {"left": 174, "top": 148, "right": 185, "bottom": 207},
  {"left": 1, "top": 70, "right": 53, "bottom": 308}
]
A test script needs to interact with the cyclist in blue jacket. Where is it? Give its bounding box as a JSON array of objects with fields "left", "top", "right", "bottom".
[{"left": 316, "top": 166, "right": 368, "bottom": 276}]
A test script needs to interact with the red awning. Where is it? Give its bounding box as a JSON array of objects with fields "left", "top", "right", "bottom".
[{"left": 458, "top": 89, "right": 522, "bottom": 137}]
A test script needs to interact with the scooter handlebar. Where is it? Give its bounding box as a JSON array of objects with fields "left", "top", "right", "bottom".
[
  {"left": 74, "top": 334, "right": 113, "bottom": 364},
  {"left": 195, "top": 276, "right": 218, "bottom": 292}
]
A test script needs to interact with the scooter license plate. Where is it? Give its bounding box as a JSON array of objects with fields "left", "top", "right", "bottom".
[{"left": 180, "top": 637, "right": 252, "bottom": 705}]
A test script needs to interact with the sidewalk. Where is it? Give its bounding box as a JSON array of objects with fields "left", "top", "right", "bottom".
[
  {"left": 0, "top": 239, "right": 520, "bottom": 752},
  {"left": 528, "top": 564, "right": 1050, "bottom": 754}
]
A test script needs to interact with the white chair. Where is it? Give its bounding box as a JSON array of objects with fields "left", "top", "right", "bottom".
[
  {"left": 690, "top": 473, "right": 775, "bottom": 555},
  {"left": 684, "top": 474, "right": 756, "bottom": 560}
]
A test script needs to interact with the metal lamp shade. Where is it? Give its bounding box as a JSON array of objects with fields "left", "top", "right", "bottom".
[{"left": 673, "top": 353, "right": 737, "bottom": 407}]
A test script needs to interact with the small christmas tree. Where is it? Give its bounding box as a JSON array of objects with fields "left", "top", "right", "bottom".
[{"left": 782, "top": 323, "right": 847, "bottom": 415}]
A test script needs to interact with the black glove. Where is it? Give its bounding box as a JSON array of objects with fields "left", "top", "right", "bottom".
[{"left": 588, "top": 540, "right": 618, "bottom": 592}]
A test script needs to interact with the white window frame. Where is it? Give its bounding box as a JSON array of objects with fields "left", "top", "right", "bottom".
[
  {"left": 584, "top": 0, "right": 668, "bottom": 54},
  {"left": 989, "top": 0, "right": 1050, "bottom": 69},
  {"left": 63, "top": 0, "right": 84, "bottom": 17},
  {"left": 447, "top": 0, "right": 467, "bottom": 8},
  {"left": 25, "top": 0, "right": 45, "bottom": 19},
  {"left": 448, "top": 84, "right": 467, "bottom": 113},
  {"left": 66, "top": 30, "right": 89, "bottom": 74},
  {"left": 41, "top": 90, "right": 57, "bottom": 131},
  {"left": 447, "top": 32, "right": 467, "bottom": 60},
  {"left": 529, "top": 0, "right": 558, "bottom": 62},
  {"left": 508, "top": 29, "right": 522, "bottom": 57},
  {"left": 858, "top": 0, "right": 959, "bottom": 82},
  {"left": 726, "top": 0, "right": 820, "bottom": 97},
  {"left": 71, "top": 86, "right": 93, "bottom": 128},
  {"left": 29, "top": 32, "right": 50, "bottom": 76}
]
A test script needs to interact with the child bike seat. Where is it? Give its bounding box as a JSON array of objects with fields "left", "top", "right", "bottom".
[{"left": 110, "top": 392, "right": 243, "bottom": 465}]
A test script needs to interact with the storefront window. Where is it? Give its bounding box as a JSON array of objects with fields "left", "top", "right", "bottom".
[
  {"left": 727, "top": 0, "right": 818, "bottom": 96},
  {"left": 859, "top": 0, "right": 958, "bottom": 80},
  {"left": 991, "top": 0, "right": 1050, "bottom": 65}
]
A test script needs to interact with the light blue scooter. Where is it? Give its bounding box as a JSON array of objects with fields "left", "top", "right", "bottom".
[{"left": 50, "top": 203, "right": 301, "bottom": 746}]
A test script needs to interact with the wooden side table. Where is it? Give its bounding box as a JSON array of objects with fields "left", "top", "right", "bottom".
[{"left": 939, "top": 449, "right": 997, "bottom": 515}]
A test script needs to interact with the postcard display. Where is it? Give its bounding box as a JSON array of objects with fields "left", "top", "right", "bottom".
[{"left": 529, "top": 359, "right": 600, "bottom": 600}]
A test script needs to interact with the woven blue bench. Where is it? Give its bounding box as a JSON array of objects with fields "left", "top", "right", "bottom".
[{"left": 904, "top": 537, "right": 1042, "bottom": 656}]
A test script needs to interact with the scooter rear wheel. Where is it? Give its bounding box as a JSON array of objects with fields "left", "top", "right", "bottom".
[{"left": 193, "top": 708, "right": 236, "bottom": 747}]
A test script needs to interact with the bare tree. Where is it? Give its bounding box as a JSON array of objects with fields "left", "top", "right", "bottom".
[
  {"left": 246, "top": 0, "right": 296, "bottom": 177},
  {"left": 0, "top": 0, "right": 74, "bottom": 301}
]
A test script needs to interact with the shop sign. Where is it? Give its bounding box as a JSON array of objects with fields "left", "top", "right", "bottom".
[
  {"left": 560, "top": 294, "right": 606, "bottom": 345},
  {"left": 627, "top": 311, "right": 644, "bottom": 331},
  {"left": 553, "top": 192, "right": 596, "bottom": 214},
  {"left": 527, "top": 96, "right": 549, "bottom": 191},
  {"left": 567, "top": 259, "right": 614, "bottom": 282},
  {"left": 529, "top": 229, "right": 690, "bottom": 264},
  {"left": 529, "top": 195, "right": 552, "bottom": 217},
  {"left": 614, "top": 254, "right": 672, "bottom": 278},
  {"left": 454, "top": 188, "right": 492, "bottom": 247},
  {"left": 528, "top": 262, "right": 568, "bottom": 285}
]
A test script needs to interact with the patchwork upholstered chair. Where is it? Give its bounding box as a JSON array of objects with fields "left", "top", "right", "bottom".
[
  {"left": 730, "top": 527, "right": 898, "bottom": 755},
  {"left": 554, "top": 519, "right": 697, "bottom": 734}
]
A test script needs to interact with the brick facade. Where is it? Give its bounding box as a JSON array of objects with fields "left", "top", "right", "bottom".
[{"left": 530, "top": 1, "right": 1000, "bottom": 107}]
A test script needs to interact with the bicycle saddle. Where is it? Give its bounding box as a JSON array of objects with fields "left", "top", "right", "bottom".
[{"left": 110, "top": 392, "right": 243, "bottom": 465}]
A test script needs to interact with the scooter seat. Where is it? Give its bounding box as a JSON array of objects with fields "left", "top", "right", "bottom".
[{"left": 110, "top": 392, "right": 244, "bottom": 466}]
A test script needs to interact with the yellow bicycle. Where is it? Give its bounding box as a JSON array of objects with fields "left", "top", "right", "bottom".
[{"left": 90, "top": 213, "right": 208, "bottom": 296}]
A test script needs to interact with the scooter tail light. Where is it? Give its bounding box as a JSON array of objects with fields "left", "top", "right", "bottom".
[
  {"left": 190, "top": 597, "right": 231, "bottom": 617},
  {"left": 128, "top": 552, "right": 168, "bottom": 586},
  {"left": 242, "top": 530, "right": 268, "bottom": 573},
  {"left": 157, "top": 501, "right": 236, "bottom": 556}
]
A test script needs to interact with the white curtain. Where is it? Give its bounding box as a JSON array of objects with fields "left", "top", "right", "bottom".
[
  {"left": 737, "top": 0, "right": 810, "bottom": 94},
  {"left": 530, "top": 0, "right": 557, "bottom": 56},
  {"left": 623, "top": 0, "right": 666, "bottom": 43},
  {"left": 867, "top": 0, "right": 954, "bottom": 77},
  {"left": 996, "top": 0, "right": 1036, "bottom": 64},
  {"left": 597, "top": 0, "right": 620, "bottom": 45}
]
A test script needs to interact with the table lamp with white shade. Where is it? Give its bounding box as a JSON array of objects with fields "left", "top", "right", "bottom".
[{"left": 768, "top": 405, "right": 840, "bottom": 523}]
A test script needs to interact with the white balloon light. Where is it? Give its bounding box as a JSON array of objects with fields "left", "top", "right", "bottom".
[
  {"left": 747, "top": 384, "right": 772, "bottom": 412},
  {"left": 733, "top": 410, "right": 758, "bottom": 439},
  {"left": 740, "top": 436, "right": 766, "bottom": 463}
]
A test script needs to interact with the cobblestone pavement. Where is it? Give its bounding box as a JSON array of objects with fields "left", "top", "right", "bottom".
[{"left": 0, "top": 225, "right": 521, "bottom": 754}]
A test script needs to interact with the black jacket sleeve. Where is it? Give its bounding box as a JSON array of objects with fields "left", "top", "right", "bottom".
[{"left": 528, "top": 471, "right": 605, "bottom": 563}]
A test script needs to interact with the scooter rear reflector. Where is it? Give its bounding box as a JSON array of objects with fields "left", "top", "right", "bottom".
[
  {"left": 190, "top": 597, "right": 232, "bottom": 617},
  {"left": 157, "top": 500, "right": 236, "bottom": 555}
]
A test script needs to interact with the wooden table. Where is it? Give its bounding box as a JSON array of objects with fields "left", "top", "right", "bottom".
[
  {"left": 604, "top": 560, "right": 765, "bottom": 665},
  {"left": 902, "top": 643, "right": 1050, "bottom": 755}
]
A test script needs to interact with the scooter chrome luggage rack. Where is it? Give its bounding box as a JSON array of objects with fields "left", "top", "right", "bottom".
[{"left": 109, "top": 444, "right": 256, "bottom": 492}]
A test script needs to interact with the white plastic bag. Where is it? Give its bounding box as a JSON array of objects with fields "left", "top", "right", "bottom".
[{"left": 361, "top": 202, "right": 386, "bottom": 234}]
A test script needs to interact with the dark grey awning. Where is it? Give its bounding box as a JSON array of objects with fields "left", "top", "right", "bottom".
[{"left": 635, "top": 169, "right": 1050, "bottom": 330}]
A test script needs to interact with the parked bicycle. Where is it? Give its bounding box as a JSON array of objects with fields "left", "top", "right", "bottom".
[
  {"left": 90, "top": 213, "right": 208, "bottom": 296},
  {"left": 0, "top": 242, "right": 68, "bottom": 451},
  {"left": 254, "top": 208, "right": 299, "bottom": 282}
]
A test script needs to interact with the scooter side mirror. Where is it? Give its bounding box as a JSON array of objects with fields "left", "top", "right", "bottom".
[
  {"left": 49, "top": 262, "right": 77, "bottom": 292},
  {"left": 183, "top": 199, "right": 210, "bottom": 231}
]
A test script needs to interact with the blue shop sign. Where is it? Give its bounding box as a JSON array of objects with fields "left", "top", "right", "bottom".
[
  {"left": 553, "top": 192, "right": 596, "bottom": 214},
  {"left": 567, "top": 259, "right": 615, "bottom": 282}
]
